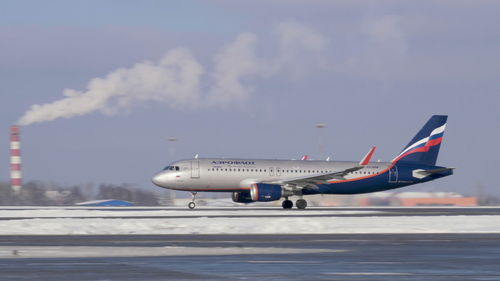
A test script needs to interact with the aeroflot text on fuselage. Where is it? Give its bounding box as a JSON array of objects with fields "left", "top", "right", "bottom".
[
  {"left": 152, "top": 115, "right": 454, "bottom": 210},
  {"left": 211, "top": 160, "right": 256, "bottom": 165}
]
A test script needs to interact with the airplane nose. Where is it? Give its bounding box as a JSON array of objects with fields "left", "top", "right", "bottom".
[{"left": 152, "top": 172, "right": 167, "bottom": 187}]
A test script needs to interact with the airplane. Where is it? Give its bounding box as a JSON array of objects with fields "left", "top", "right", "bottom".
[{"left": 152, "top": 115, "right": 453, "bottom": 209}]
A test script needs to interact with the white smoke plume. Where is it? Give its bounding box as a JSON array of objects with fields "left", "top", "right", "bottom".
[
  {"left": 276, "top": 21, "right": 328, "bottom": 73},
  {"left": 207, "top": 32, "right": 262, "bottom": 106},
  {"left": 18, "top": 21, "right": 327, "bottom": 126},
  {"left": 18, "top": 48, "right": 204, "bottom": 125}
]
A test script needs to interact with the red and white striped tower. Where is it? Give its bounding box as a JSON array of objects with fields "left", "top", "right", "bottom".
[{"left": 10, "top": 125, "right": 22, "bottom": 192}]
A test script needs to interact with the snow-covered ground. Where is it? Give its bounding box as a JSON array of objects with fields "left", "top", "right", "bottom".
[
  {"left": 0, "top": 207, "right": 499, "bottom": 235},
  {"left": 0, "top": 208, "right": 381, "bottom": 218}
]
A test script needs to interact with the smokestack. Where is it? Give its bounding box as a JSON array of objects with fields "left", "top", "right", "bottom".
[{"left": 10, "top": 125, "right": 22, "bottom": 192}]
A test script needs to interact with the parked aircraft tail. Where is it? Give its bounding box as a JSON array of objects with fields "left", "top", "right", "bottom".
[{"left": 392, "top": 115, "right": 447, "bottom": 166}]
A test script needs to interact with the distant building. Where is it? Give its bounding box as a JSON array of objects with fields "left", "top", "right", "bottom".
[
  {"left": 359, "top": 192, "right": 478, "bottom": 207},
  {"left": 394, "top": 192, "right": 477, "bottom": 206},
  {"left": 76, "top": 199, "right": 133, "bottom": 207},
  {"left": 44, "top": 190, "right": 71, "bottom": 201}
]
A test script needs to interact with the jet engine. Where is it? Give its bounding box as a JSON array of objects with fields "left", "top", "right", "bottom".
[
  {"left": 232, "top": 191, "right": 253, "bottom": 203},
  {"left": 250, "top": 183, "right": 282, "bottom": 202}
]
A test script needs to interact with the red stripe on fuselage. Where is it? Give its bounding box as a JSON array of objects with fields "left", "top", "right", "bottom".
[{"left": 327, "top": 169, "right": 388, "bottom": 184}]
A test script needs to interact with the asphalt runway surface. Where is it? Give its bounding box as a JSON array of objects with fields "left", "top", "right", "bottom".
[
  {"left": 1, "top": 234, "right": 500, "bottom": 281},
  {"left": 0, "top": 208, "right": 499, "bottom": 280}
]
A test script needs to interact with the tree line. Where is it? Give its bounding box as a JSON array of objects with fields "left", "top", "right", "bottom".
[{"left": 0, "top": 181, "right": 164, "bottom": 206}]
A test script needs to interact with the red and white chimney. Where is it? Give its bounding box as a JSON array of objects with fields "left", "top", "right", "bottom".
[{"left": 10, "top": 125, "right": 22, "bottom": 191}]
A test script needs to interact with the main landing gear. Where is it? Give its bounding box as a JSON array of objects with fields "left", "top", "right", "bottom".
[
  {"left": 188, "top": 192, "right": 197, "bottom": 209},
  {"left": 282, "top": 199, "right": 293, "bottom": 209},
  {"left": 281, "top": 198, "right": 308, "bottom": 209},
  {"left": 295, "top": 199, "right": 307, "bottom": 210}
]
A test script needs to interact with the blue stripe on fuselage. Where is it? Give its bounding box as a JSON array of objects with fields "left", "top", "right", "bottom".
[{"left": 302, "top": 164, "right": 452, "bottom": 195}]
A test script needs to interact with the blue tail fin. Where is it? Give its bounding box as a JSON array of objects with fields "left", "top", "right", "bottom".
[{"left": 392, "top": 115, "right": 447, "bottom": 166}]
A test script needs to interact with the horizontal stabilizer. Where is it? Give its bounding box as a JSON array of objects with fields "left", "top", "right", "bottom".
[{"left": 416, "top": 167, "right": 455, "bottom": 176}]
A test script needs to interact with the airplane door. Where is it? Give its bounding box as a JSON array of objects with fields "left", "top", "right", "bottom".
[
  {"left": 276, "top": 168, "right": 282, "bottom": 176},
  {"left": 191, "top": 160, "right": 200, "bottom": 179},
  {"left": 389, "top": 165, "right": 398, "bottom": 183},
  {"left": 269, "top": 167, "right": 274, "bottom": 176}
]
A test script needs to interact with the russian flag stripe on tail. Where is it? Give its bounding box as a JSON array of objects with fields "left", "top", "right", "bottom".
[{"left": 392, "top": 115, "right": 447, "bottom": 166}]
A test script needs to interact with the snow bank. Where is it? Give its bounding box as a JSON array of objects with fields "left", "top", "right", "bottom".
[
  {"left": 0, "top": 208, "right": 381, "bottom": 218},
  {"left": 0, "top": 215, "right": 499, "bottom": 235}
]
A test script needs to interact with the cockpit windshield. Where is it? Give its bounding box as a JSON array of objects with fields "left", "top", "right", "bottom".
[{"left": 163, "top": 166, "right": 180, "bottom": 171}]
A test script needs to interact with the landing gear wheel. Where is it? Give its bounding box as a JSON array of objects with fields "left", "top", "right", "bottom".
[
  {"left": 296, "top": 199, "right": 307, "bottom": 210},
  {"left": 188, "top": 192, "right": 197, "bottom": 209},
  {"left": 282, "top": 200, "right": 293, "bottom": 209}
]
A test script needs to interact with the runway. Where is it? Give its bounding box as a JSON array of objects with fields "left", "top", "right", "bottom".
[
  {"left": 1, "top": 234, "right": 500, "bottom": 280},
  {"left": 0, "top": 207, "right": 499, "bottom": 280},
  {"left": 1, "top": 207, "right": 500, "bottom": 219}
]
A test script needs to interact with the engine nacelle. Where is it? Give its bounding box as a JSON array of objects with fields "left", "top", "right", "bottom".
[
  {"left": 250, "top": 183, "right": 282, "bottom": 202},
  {"left": 232, "top": 191, "right": 253, "bottom": 203}
]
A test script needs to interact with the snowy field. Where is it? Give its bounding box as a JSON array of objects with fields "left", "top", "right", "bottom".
[
  {"left": 0, "top": 207, "right": 381, "bottom": 218},
  {"left": 1, "top": 207, "right": 500, "bottom": 235}
]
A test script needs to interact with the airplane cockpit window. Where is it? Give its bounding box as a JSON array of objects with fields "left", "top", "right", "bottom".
[{"left": 163, "top": 166, "right": 180, "bottom": 171}]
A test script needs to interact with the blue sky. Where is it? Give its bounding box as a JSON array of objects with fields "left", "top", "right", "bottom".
[{"left": 1, "top": 1, "right": 499, "bottom": 196}]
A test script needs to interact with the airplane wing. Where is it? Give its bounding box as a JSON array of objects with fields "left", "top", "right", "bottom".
[
  {"left": 268, "top": 146, "right": 377, "bottom": 188},
  {"left": 273, "top": 166, "right": 364, "bottom": 187}
]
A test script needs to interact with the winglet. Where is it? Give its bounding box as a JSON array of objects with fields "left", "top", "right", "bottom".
[
  {"left": 301, "top": 155, "right": 309, "bottom": 160},
  {"left": 359, "top": 146, "right": 376, "bottom": 166}
]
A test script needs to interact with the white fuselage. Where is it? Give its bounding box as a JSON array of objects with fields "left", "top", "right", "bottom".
[{"left": 152, "top": 158, "right": 390, "bottom": 192}]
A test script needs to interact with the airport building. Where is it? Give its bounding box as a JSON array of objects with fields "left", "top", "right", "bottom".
[
  {"left": 76, "top": 200, "right": 134, "bottom": 207},
  {"left": 357, "top": 192, "right": 478, "bottom": 207}
]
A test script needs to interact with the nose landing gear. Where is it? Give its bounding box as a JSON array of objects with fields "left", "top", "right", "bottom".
[{"left": 188, "top": 192, "right": 197, "bottom": 209}]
